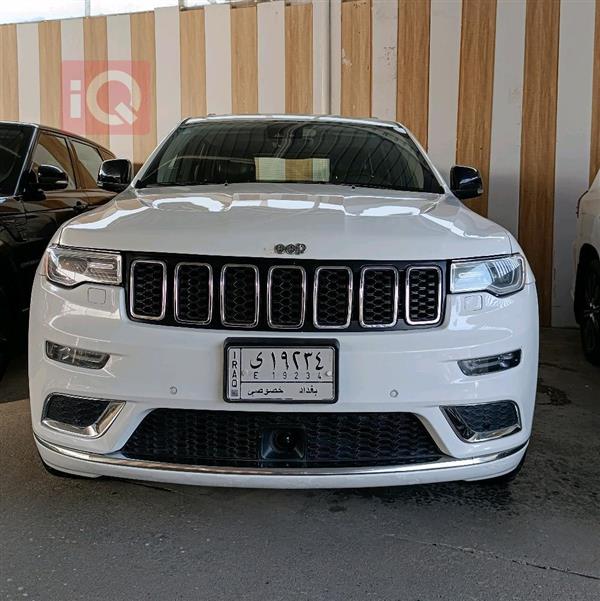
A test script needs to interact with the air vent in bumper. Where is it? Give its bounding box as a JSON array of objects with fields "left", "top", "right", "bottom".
[
  {"left": 443, "top": 401, "right": 521, "bottom": 442},
  {"left": 42, "top": 394, "right": 124, "bottom": 438},
  {"left": 121, "top": 409, "right": 443, "bottom": 468}
]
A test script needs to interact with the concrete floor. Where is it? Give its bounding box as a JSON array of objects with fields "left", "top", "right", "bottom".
[{"left": 1, "top": 328, "right": 599, "bottom": 600}]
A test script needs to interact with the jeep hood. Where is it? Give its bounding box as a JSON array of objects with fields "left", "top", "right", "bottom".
[{"left": 59, "top": 184, "right": 513, "bottom": 260}]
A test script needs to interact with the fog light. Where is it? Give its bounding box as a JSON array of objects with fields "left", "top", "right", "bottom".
[
  {"left": 46, "top": 341, "right": 109, "bottom": 369},
  {"left": 458, "top": 350, "right": 521, "bottom": 376}
]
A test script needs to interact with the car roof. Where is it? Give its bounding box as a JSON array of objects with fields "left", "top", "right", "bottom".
[
  {"left": 183, "top": 114, "right": 408, "bottom": 133},
  {"left": 0, "top": 120, "right": 114, "bottom": 156}
]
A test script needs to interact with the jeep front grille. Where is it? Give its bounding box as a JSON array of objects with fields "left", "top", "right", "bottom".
[
  {"left": 130, "top": 259, "right": 166, "bottom": 320},
  {"left": 313, "top": 267, "right": 353, "bottom": 328},
  {"left": 126, "top": 255, "right": 445, "bottom": 332}
]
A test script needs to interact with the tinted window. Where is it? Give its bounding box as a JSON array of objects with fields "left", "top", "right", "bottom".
[
  {"left": 0, "top": 124, "right": 33, "bottom": 196},
  {"left": 31, "top": 133, "right": 75, "bottom": 189},
  {"left": 139, "top": 120, "right": 442, "bottom": 193},
  {"left": 72, "top": 141, "right": 103, "bottom": 188}
]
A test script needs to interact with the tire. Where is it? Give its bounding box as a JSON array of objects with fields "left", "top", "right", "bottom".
[{"left": 579, "top": 258, "right": 600, "bottom": 365}]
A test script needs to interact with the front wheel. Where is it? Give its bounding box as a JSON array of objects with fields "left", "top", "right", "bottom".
[{"left": 579, "top": 258, "right": 600, "bottom": 365}]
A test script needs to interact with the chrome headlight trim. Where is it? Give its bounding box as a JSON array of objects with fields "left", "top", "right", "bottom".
[
  {"left": 450, "top": 254, "right": 525, "bottom": 297},
  {"left": 45, "top": 245, "right": 122, "bottom": 288}
]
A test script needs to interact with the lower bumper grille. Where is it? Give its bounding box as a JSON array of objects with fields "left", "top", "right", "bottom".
[{"left": 121, "top": 409, "right": 443, "bottom": 468}]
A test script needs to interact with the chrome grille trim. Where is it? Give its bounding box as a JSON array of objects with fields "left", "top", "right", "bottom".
[
  {"left": 174, "top": 262, "right": 213, "bottom": 325},
  {"left": 359, "top": 266, "right": 399, "bottom": 328},
  {"left": 129, "top": 259, "right": 167, "bottom": 321},
  {"left": 220, "top": 264, "right": 260, "bottom": 328},
  {"left": 267, "top": 265, "right": 307, "bottom": 330},
  {"left": 313, "top": 266, "right": 353, "bottom": 329},
  {"left": 405, "top": 265, "right": 443, "bottom": 326},
  {"left": 127, "top": 255, "right": 446, "bottom": 332}
]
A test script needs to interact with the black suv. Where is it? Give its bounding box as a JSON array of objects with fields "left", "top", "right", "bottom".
[{"left": 0, "top": 121, "right": 118, "bottom": 375}]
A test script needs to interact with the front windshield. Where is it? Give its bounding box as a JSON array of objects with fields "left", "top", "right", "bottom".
[
  {"left": 0, "top": 124, "right": 32, "bottom": 196},
  {"left": 138, "top": 120, "right": 443, "bottom": 193}
]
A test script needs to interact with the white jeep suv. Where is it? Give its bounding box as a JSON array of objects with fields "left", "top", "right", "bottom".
[
  {"left": 29, "top": 116, "right": 538, "bottom": 488},
  {"left": 574, "top": 169, "right": 600, "bottom": 364}
]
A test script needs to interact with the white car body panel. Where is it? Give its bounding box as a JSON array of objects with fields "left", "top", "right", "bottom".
[
  {"left": 58, "top": 186, "right": 514, "bottom": 261},
  {"left": 29, "top": 115, "right": 539, "bottom": 488},
  {"left": 574, "top": 170, "right": 600, "bottom": 270}
]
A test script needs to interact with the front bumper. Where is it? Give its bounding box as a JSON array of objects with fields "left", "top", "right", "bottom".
[
  {"left": 36, "top": 434, "right": 528, "bottom": 488},
  {"left": 29, "top": 277, "right": 538, "bottom": 488}
]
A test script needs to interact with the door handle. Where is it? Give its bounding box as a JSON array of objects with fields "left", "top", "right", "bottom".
[{"left": 73, "top": 201, "right": 89, "bottom": 214}]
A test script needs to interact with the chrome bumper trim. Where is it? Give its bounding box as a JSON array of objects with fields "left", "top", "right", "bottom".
[
  {"left": 35, "top": 434, "right": 527, "bottom": 477},
  {"left": 42, "top": 399, "right": 125, "bottom": 439}
]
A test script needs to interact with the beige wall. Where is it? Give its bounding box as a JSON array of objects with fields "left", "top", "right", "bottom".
[{"left": 0, "top": 0, "right": 599, "bottom": 326}]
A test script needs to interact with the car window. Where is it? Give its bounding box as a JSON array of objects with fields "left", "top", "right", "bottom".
[
  {"left": 0, "top": 124, "right": 33, "bottom": 196},
  {"left": 31, "top": 133, "right": 75, "bottom": 190},
  {"left": 138, "top": 120, "right": 443, "bottom": 194},
  {"left": 71, "top": 141, "right": 104, "bottom": 189}
]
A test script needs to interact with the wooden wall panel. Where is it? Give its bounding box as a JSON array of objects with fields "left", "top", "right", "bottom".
[
  {"left": 180, "top": 8, "right": 206, "bottom": 118},
  {"left": 591, "top": 0, "right": 600, "bottom": 184},
  {"left": 0, "top": 25, "right": 19, "bottom": 121},
  {"left": 396, "top": 0, "right": 430, "bottom": 147},
  {"left": 231, "top": 5, "right": 258, "bottom": 114},
  {"left": 130, "top": 11, "right": 157, "bottom": 169},
  {"left": 340, "top": 0, "right": 371, "bottom": 117},
  {"left": 285, "top": 2, "right": 313, "bottom": 113},
  {"left": 83, "top": 16, "right": 109, "bottom": 148},
  {"left": 38, "top": 21, "right": 62, "bottom": 129},
  {"left": 456, "top": 0, "right": 496, "bottom": 216},
  {"left": 519, "top": 0, "right": 560, "bottom": 326}
]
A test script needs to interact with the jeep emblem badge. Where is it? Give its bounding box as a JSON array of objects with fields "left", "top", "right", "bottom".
[{"left": 274, "top": 243, "right": 307, "bottom": 255}]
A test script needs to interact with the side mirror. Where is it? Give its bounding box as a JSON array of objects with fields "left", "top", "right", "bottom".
[
  {"left": 97, "top": 159, "right": 133, "bottom": 193},
  {"left": 450, "top": 165, "right": 483, "bottom": 200},
  {"left": 37, "top": 164, "right": 69, "bottom": 191}
]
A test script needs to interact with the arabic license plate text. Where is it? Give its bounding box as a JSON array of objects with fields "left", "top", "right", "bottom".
[{"left": 226, "top": 345, "right": 336, "bottom": 402}]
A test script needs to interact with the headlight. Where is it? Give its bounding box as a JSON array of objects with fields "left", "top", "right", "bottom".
[
  {"left": 45, "top": 246, "right": 122, "bottom": 288},
  {"left": 450, "top": 254, "right": 525, "bottom": 296}
]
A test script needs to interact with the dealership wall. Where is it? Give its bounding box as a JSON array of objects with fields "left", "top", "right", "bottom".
[{"left": 0, "top": 0, "right": 599, "bottom": 327}]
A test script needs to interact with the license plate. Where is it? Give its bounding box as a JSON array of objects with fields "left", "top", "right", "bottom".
[{"left": 224, "top": 339, "right": 338, "bottom": 403}]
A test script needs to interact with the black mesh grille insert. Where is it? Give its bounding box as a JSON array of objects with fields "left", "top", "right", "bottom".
[
  {"left": 407, "top": 267, "right": 441, "bottom": 323},
  {"left": 268, "top": 267, "right": 305, "bottom": 328},
  {"left": 122, "top": 409, "right": 443, "bottom": 468},
  {"left": 176, "top": 263, "right": 212, "bottom": 324},
  {"left": 222, "top": 265, "right": 258, "bottom": 326},
  {"left": 131, "top": 261, "right": 165, "bottom": 319},
  {"left": 127, "top": 255, "right": 445, "bottom": 332},
  {"left": 44, "top": 395, "right": 109, "bottom": 428},
  {"left": 361, "top": 268, "right": 398, "bottom": 326},
  {"left": 315, "top": 268, "right": 352, "bottom": 327},
  {"left": 444, "top": 401, "right": 521, "bottom": 442}
]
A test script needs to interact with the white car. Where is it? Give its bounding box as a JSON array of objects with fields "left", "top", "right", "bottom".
[
  {"left": 574, "top": 170, "right": 600, "bottom": 364},
  {"left": 29, "top": 115, "right": 538, "bottom": 489}
]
